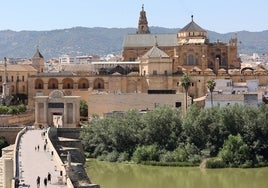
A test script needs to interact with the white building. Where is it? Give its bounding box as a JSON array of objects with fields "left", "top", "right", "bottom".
[
  {"left": 59, "top": 54, "right": 75, "bottom": 64},
  {"left": 205, "top": 79, "right": 263, "bottom": 108}
]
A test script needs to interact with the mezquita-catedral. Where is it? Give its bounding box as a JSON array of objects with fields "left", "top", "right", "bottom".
[{"left": 1, "top": 5, "right": 267, "bottom": 126}]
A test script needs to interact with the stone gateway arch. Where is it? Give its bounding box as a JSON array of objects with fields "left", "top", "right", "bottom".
[{"left": 34, "top": 90, "right": 80, "bottom": 128}]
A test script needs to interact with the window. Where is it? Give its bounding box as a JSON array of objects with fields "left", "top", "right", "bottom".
[
  {"left": 195, "top": 58, "right": 199, "bottom": 65},
  {"left": 11, "top": 76, "right": 14, "bottom": 82},
  {"left": 129, "top": 57, "right": 136, "bottom": 61},
  {"left": 188, "top": 54, "right": 194, "bottom": 65},
  {"left": 164, "top": 70, "right": 167, "bottom": 75},
  {"left": 153, "top": 70, "right": 157, "bottom": 75},
  {"left": 38, "top": 83, "right": 42, "bottom": 89},
  {"left": 22, "top": 76, "right": 24, "bottom": 81}
]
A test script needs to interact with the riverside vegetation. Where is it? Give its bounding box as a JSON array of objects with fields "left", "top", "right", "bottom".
[{"left": 80, "top": 104, "right": 268, "bottom": 168}]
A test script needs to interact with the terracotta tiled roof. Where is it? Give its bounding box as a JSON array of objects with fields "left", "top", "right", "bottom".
[
  {"left": 123, "top": 34, "right": 177, "bottom": 47},
  {"left": 180, "top": 18, "right": 206, "bottom": 32},
  {"left": 0, "top": 64, "right": 37, "bottom": 72},
  {"left": 61, "top": 64, "right": 92, "bottom": 72}
]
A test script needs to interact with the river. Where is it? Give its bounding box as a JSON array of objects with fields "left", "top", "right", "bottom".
[{"left": 86, "top": 159, "right": 268, "bottom": 188}]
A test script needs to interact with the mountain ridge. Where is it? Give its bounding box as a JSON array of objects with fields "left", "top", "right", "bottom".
[{"left": 0, "top": 27, "right": 267, "bottom": 60}]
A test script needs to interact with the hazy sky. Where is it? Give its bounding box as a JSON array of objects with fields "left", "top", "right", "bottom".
[{"left": 1, "top": 0, "right": 268, "bottom": 33}]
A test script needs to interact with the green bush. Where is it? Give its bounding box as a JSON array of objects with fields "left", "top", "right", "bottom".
[
  {"left": 159, "top": 151, "right": 176, "bottom": 162},
  {"left": 117, "top": 152, "right": 130, "bottom": 162},
  {"left": 0, "top": 104, "right": 27, "bottom": 114},
  {"left": 97, "top": 153, "right": 107, "bottom": 161},
  {"left": 218, "top": 134, "right": 250, "bottom": 167},
  {"left": 84, "top": 152, "right": 91, "bottom": 158},
  {"left": 141, "top": 161, "right": 196, "bottom": 167},
  {"left": 173, "top": 145, "right": 188, "bottom": 162},
  {"left": 0, "top": 105, "right": 8, "bottom": 114},
  {"left": 105, "top": 151, "right": 119, "bottom": 162},
  {"left": 132, "top": 145, "right": 159, "bottom": 163},
  {"left": 206, "top": 158, "right": 226, "bottom": 168}
]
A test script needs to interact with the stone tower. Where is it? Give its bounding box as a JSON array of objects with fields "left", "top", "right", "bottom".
[
  {"left": 136, "top": 5, "right": 150, "bottom": 34},
  {"left": 32, "top": 48, "right": 45, "bottom": 73}
]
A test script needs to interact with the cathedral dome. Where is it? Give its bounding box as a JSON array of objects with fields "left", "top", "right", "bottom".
[{"left": 178, "top": 15, "right": 207, "bottom": 45}]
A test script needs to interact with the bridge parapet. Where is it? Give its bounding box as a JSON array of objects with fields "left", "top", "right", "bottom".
[
  {"left": 47, "top": 127, "right": 100, "bottom": 188},
  {"left": 12, "top": 127, "right": 27, "bottom": 188}
]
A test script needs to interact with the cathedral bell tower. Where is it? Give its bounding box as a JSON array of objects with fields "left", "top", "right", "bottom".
[{"left": 136, "top": 5, "right": 150, "bottom": 34}]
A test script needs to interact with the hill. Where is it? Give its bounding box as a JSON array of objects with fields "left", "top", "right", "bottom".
[{"left": 0, "top": 27, "right": 267, "bottom": 60}]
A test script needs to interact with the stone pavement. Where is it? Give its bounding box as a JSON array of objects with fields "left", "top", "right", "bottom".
[{"left": 18, "top": 129, "right": 67, "bottom": 188}]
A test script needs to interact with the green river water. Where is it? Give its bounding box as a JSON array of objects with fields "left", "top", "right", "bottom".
[{"left": 86, "top": 159, "right": 268, "bottom": 188}]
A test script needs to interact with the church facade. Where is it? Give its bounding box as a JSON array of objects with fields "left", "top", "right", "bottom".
[{"left": 123, "top": 6, "right": 241, "bottom": 75}]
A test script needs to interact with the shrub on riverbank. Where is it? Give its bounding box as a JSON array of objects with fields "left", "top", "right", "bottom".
[
  {"left": 141, "top": 161, "right": 196, "bottom": 167},
  {"left": 80, "top": 104, "right": 268, "bottom": 168},
  {"left": 206, "top": 158, "right": 226, "bottom": 168}
]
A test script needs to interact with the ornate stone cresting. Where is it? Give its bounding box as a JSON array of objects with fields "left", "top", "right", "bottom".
[{"left": 49, "top": 90, "right": 66, "bottom": 98}]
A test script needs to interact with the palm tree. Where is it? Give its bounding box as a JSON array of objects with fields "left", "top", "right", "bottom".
[
  {"left": 206, "top": 80, "right": 216, "bottom": 107},
  {"left": 180, "top": 74, "right": 191, "bottom": 111}
]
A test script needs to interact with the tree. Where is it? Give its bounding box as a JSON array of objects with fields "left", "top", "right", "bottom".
[
  {"left": 180, "top": 74, "right": 191, "bottom": 111},
  {"left": 142, "top": 106, "right": 182, "bottom": 150},
  {"left": 218, "top": 134, "right": 250, "bottom": 167},
  {"left": 206, "top": 79, "right": 216, "bottom": 107},
  {"left": 80, "top": 100, "right": 88, "bottom": 118}
]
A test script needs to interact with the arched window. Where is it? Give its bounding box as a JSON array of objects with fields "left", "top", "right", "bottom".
[
  {"left": 62, "top": 78, "right": 74, "bottom": 89},
  {"left": 35, "top": 79, "right": 44, "bottom": 89},
  {"left": 188, "top": 54, "right": 194, "bottom": 65},
  {"left": 93, "top": 78, "right": 104, "bottom": 89},
  {"left": 78, "top": 78, "right": 89, "bottom": 89},
  {"left": 48, "top": 78, "right": 58, "bottom": 89}
]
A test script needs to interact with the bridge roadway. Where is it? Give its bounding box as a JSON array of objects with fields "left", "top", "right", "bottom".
[{"left": 18, "top": 128, "right": 67, "bottom": 187}]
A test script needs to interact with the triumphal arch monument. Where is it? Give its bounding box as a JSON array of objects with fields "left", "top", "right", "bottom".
[{"left": 34, "top": 90, "right": 80, "bottom": 128}]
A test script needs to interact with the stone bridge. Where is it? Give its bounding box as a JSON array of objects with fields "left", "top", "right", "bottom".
[{"left": 0, "top": 127, "right": 100, "bottom": 188}]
